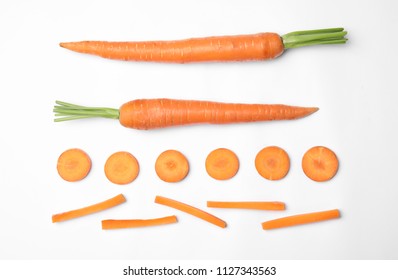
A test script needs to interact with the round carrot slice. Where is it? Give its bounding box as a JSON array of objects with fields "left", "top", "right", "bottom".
[
  {"left": 255, "top": 146, "right": 290, "bottom": 180},
  {"left": 302, "top": 146, "right": 339, "bottom": 182},
  {"left": 155, "top": 150, "right": 189, "bottom": 183},
  {"left": 104, "top": 151, "right": 140, "bottom": 185},
  {"left": 57, "top": 148, "right": 91, "bottom": 182},
  {"left": 205, "top": 148, "right": 239, "bottom": 180}
]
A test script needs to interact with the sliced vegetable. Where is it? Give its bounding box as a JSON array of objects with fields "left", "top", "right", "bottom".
[
  {"left": 57, "top": 148, "right": 91, "bottom": 182},
  {"left": 102, "top": 215, "right": 178, "bottom": 229},
  {"left": 302, "top": 146, "right": 339, "bottom": 182},
  {"left": 155, "top": 150, "right": 189, "bottom": 183},
  {"left": 255, "top": 146, "right": 290, "bottom": 180},
  {"left": 104, "top": 151, "right": 139, "bottom": 185},
  {"left": 207, "top": 201, "right": 285, "bottom": 210},
  {"left": 205, "top": 148, "right": 239, "bottom": 180}
]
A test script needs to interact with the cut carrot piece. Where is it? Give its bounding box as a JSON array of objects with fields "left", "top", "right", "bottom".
[
  {"left": 104, "top": 151, "right": 139, "bottom": 185},
  {"left": 52, "top": 194, "right": 126, "bottom": 223},
  {"left": 155, "top": 150, "right": 189, "bottom": 183},
  {"left": 155, "top": 196, "right": 226, "bottom": 228},
  {"left": 57, "top": 148, "right": 91, "bottom": 182},
  {"left": 205, "top": 148, "right": 239, "bottom": 180},
  {"left": 261, "top": 209, "right": 340, "bottom": 230},
  {"left": 302, "top": 146, "right": 339, "bottom": 182},
  {"left": 255, "top": 146, "right": 290, "bottom": 180},
  {"left": 207, "top": 201, "right": 285, "bottom": 210},
  {"left": 102, "top": 215, "right": 177, "bottom": 230}
]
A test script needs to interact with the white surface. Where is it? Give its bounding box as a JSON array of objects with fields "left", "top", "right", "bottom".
[{"left": 0, "top": 0, "right": 397, "bottom": 260}]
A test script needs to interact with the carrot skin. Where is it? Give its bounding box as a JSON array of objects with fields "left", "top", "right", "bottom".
[
  {"left": 119, "top": 99, "right": 318, "bottom": 130},
  {"left": 102, "top": 215, "right": 178, "bottom": 229},
  {"left": 52, "top": 194, "right": 126, "bottom": 223},
  {"left": 207, "top": 201, "right": 285, "bottom": 211},
  {"left": 59, "top": 33, "right": 284, "bottom": 63},
  {"left": 261, "top": 209, "right": 340, "bottom": 230},
  {"left": 155, "top": 196, "right": 227, "bottom": 228}
]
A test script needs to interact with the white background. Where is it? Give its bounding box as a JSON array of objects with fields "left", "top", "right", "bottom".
[{"left": 0, "top": 0, "right": 397, "bottom": 260}]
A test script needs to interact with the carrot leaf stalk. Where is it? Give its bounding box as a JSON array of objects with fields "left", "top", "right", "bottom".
[
  {"left": 282, "top": 27, "right": 347, "bottom": 49},
  {"left": 53, "top": 100, "right": 119, "bottom": 122}
]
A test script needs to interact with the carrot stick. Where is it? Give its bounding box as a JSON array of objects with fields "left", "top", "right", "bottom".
[
  {"left": 102, "top": 215, "right": 177, "bottom": 230},
  {"left": 302, "top": 146, "right": 339, "bottom": 182},
  {"left": 155, "top": 196, "right": 227, "bottom": 228},
  {"left": 59, "top": 28, "right": 347, "bottom": 63},
  {"left": 155, "top": 150, "right": 189, "bottom": 183},
  {"left": 52, "top": 194, "right": 126, "bottom": 223},
  {"left": 104, "top": 151, "right": 140, "bottom": 185},
  {"left": 205, "top": 148, "right": 239, "bottom": 180},
  {"left": 57, "top": 148, "right": 91, "bottom": 182},
  {"left": 255, "top": 146, "right": 290, "bottom": 180},
  {"left": 53, "top": 99, "right": 319, "bottom": 130},
  {"left": 207, "top": 201, "right": 285, "bottom": 211},
  {"left": 261, "top": 209, "right": 340, "bottom": 230}
]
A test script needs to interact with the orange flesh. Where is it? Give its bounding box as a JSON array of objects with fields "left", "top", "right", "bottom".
[
  {"left": 207, "top": 201, "right": 285, "bottom": 210},
  {"left": 255, "top": 146, "right": 290, "bottom": 180},
  {"left": 302, "top": 146, "right": 339, "bottom": 182},
  {"left": 104, "top": 151, "right": 139, "bottom": 185},
  {"left": 57, "top": 148, "right": 91, "bottom": 182},
  {"left": 205, "top": 148, "right": 239, "bottom": 180},
  {"left": 102, "top": 215, "right": 178, "bottom": 229},
  {"left": 155, "top": 150, "right": 189, "bottom": 183}
]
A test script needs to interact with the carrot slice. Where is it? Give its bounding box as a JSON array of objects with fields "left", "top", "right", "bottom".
[
  {"left": 207, "top": 201, "right": 285, "bottom": 210},
  {"left": 302, "top": 146, "right": 339, "bottom": 182},
  {"left": 104, "top": 151, "right": 139, "bottom": 185},
  {"left": 102, "top": 215, "right": 178, "bottom": 230},
  {"left": 52, "top": 194, "right": 126, "bottom": 223},
  {"left": 155, "top": 150, "right": 189, "bottom": 183},
  {"left": 57, "top": 148, "right": 91, "bottom": 182},
  {"left": 261, "top": 209, "right": 340, "bottom": 230},
  {"left": 155, "top": 196, "right": 226, "bottom": 228},
  {"left": 255, "top": 146, "right": 290, "bottom": 180},
  {"left": 205, "top": 148, "right": 239, "bottom": 180}
]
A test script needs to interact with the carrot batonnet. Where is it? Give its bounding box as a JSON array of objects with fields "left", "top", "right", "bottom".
[
  {"left": 52, "top": 194, "right": 126, "bottom": 223},
  {"left": 102, "top": 215, "right": 177, "bottom": 230},
  {"left": 53, "top": 99, "right": 319, "bottom": 130},
  {"left": 261, "top": 209, "right": 340, "bottom": 230},
  {"left": 155, "top": 150, "right": 189, "bottom": 183},
  {"left": 207, "top": 201, "right": 285, "bottom": 211},
  {"left": 205, "top": 148, "right": 239, "bottom": 180},
  {"left": 302, "top": 146, "right": 339, "bottom": 182},
  {"left": 59, "top": 28, "right": 347, "bottom": 63},
  {"left": 57, "top": 148, "right": 91, "bottom": 182},
  {"left": 104, "top": 151, "right": 139, "bottom": 185},
  {"left": 155, "top": 196, "right": 227, "bottom": 228},
  {"left": 255, "top": 146, "right": 290, "bottom": 180}
]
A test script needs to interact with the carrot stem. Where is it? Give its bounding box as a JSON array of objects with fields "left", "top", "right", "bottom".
[
  {"left": 53, "top": 100, "right": 119, "bottom": 122},
  {"left": 52, "top": 194, "right": 126, "bottom": 223},
  {"left": 102, "top": 215, "right": 178, "bottom": 230},
  {"left": 282, "top": 28, "right": 347, "bottom": 49}
]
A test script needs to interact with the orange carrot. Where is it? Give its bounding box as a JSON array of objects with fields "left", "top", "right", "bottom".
[
  {"left": 302, "top": 146, "right": 339, "bottom": 182},
  {"left": 261, "top": 209, "right": 340, "bottom": 230},
  {"left": 57, "top": 148, "right": 91, "bottom": 182},
  {"left": 205, "top": 148, "right": 239, "bottom": 180},
  {"left": 207, "top": 201, "right": 285, "bottom": 211},
  {"left": 104, "top": 151, "right": 140, "bottom": 185},
  {"left": 155, "top": 196, "right": 226, "bottom": 228},
  {"left": 53, "top": 99, "right": 319, "bottom": 130},
  {"left": 255, "top": 146, "right": 290, "bottom": 180},
  {"left": 59, "top": 28, "right": 347, "bottom": 63},
  {"left": 52, "top": 194, "right": 126, "bottom": 223},
  {"left": 102, "top": 215, "right": 177, "bottom": 230},
  {"left": 155, "top": 150, "right": 189, "bottom": 183}
]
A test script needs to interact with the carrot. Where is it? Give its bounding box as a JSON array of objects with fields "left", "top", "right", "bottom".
[
  {"left": 261, "top": 209, "right": 340, "bottom": 230},
  {"left": 57, "top": 148, "right": 91, "bottom": 182},
  {"left": 302, "top": 146, "right": 339, "bottom": 182},
  {"left": 59, "top": 28, "right": 347, "bottom": 63},
  {"left": 205, "top": 148, "right": 239, "bottom": 180},
  {"left": 102, "top": 215, "right": 177, "bottom": 230},
  {"left": 53, "top": 99, "right": 318, "bottom": 130},
  {"left": 52, "top": 194, "right": 126, "bottom": 223},
  {"left": 104, "top": 151, "right": 139, "bottom": 185},
  {"left": 207, "top": 201, "right": 285, "bottom": 211},
  {"left": 155, "top": 196, "right": 226, "bottom": 228},
  {"left": 155, "top": 150, "right": 189, "bottom": 183},
  {"left": 255, "top": 146, "right": 290, "bottom": 180}
]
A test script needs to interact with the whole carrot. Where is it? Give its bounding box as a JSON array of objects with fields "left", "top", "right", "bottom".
[
  {"left": 53, "top": 99, "right": 318, "bottom": 130},
  {"left": 60, "top": 28, "right": 347, "bottom": 63}
]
